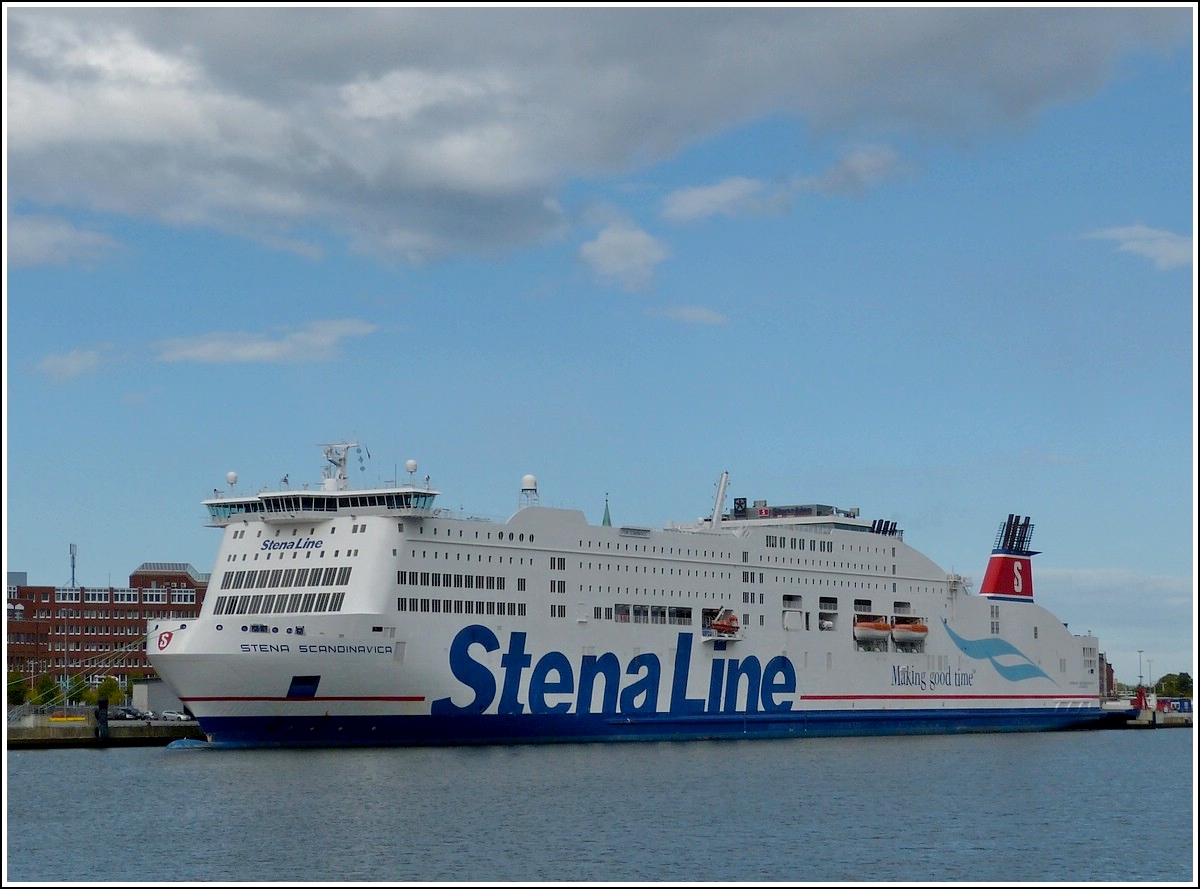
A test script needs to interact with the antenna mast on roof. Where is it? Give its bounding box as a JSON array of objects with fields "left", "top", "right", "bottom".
[{"left": 68, "top": 543, "right": 78, "bottom": 589}]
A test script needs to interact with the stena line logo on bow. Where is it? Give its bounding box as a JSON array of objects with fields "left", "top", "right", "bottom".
[
  {"left": 158, "top": 631, "right": 173, "bottom": 651},
  {"left": 261, "top": 537, "right": 324, "bottom": 552},
  {"left": 431, "top": 626, "right": 797, "bottom": 716}
]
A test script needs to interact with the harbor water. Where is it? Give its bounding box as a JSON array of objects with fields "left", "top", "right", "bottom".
[{"left": 4, "top": 728, "right": 1194, "bottom": 883}]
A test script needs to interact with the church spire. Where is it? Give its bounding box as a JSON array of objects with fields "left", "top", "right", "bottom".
[{"left": 602, "top": 494, "right": 611, "bottom": 527}]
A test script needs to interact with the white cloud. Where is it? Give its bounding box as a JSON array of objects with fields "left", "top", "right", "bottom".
[
  {"left": 339, "top": 69, "right": 507, "bottom": 122},
  {"left": 1084, "top": 224, "right": 1193, "bottom": 270},
  {"left": 16, "top": 17, "right": 198, "bottom": 85},
  {"left": 662, "top": 177, "right": 779, "bottom": 222},
  {"left": 794, "top": 145, "right": 909, "bottom": 196},
  {"left": 34, "top": 346, "right": 114, "bottom": 381},
  {"left": 579, "top": 225, "right": 670, "bottom": 291},
  {"left": 662, "top": 145, "right": 910, "bottom": 224},
  {"left": 153, "top": 319, "right": 377, "bottom": 364},
  {"left": 4, "top": 8, "right": 1189, "bottom": 265},
  {"left": 7, "top": 215, "right": 119, "bottom": 268}
]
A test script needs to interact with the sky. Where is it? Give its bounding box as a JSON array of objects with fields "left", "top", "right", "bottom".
[{"left": 4, "top": 6, "right": 1196, "bottom": 689}]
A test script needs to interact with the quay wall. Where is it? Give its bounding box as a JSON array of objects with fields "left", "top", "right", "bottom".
[{"left": 7, "top": 717, "right": 204, "bottom": 749}]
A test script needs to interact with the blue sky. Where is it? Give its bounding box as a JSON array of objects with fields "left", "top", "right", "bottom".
[{"left": 4, "top": 6, "right": 1195, "bottom": 688}]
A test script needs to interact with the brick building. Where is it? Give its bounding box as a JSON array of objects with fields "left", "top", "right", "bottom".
[{"left": 6, "top": 563, "right": 208, "bottom": 693}]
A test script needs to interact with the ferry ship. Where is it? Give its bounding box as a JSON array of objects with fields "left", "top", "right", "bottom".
[{"left": 148, "top": 442, "right": 1116, "bottom": 748}]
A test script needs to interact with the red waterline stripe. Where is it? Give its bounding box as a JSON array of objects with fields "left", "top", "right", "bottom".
[
  {"left": 181, "top": 695, "right": 426, "bottom": 703},
  {"left": 803, "top": 693, "right": 1098, "bottom": 702},
  {"left": 181, "top": 693, "right": 1094, "bottom": 705}
]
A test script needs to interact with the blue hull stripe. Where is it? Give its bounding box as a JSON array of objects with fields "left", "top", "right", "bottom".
[{"left": 192, "top": 707, "right": 1123, "bottom": 749}]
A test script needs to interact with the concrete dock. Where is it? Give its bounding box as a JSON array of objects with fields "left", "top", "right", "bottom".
[
  {"left": 7, "top": 717, "right": 206, "bottom": 749},
  {"left": 1125, "top": 708, "right": 1193, "bottom": 729}
]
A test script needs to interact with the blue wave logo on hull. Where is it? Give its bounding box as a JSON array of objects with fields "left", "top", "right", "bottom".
[{"left": 941, "top": 618, "right": 1054, "bottom": 684}]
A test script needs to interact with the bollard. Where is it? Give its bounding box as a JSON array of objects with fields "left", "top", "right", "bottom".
[{"left": 95, "top": 697, "right": 110, "bottom": 743}]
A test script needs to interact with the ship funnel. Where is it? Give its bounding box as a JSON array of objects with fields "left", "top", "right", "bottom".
[{"left": 979, "top": 513, "right": 1040, "bottom": 601}]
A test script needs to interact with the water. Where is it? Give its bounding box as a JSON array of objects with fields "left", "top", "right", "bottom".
[{"left": 4, "top": 729, "right": 1194, "bottom": 883}]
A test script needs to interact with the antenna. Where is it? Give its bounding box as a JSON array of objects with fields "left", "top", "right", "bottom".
[
  {"left": 68, "top": 543, "right": 78, "bottom": 589},
  {"left": 711, "top": 471, "right": 729, "bottom": 530}
]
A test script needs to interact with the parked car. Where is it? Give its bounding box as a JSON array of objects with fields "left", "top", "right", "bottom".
[{"left": 160, "top": 709, "right": 191, "bottom": 721}]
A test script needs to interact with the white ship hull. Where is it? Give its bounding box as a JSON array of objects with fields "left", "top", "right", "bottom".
[{"left": 148, "top": 448, "right": 1117, "bottom": 747}]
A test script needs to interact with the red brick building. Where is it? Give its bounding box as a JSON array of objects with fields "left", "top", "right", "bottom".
[{"left": 6, "top": 563, "right": 208, "bottom": 692}]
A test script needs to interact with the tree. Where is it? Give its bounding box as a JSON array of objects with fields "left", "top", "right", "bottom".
[
  {"left": 7, "top": 671, "right": 30, "bottom": 707},
  {"left": 95, "top": 676, "right": 125, "bottom": 706},
  {"left": 33, "top": 673, "right": 61, "bottom": 706},
  {"left": 1154, "top": 672, "right": 1192, "bottom": 698},
  {"left": 67, "top": 675, "right": 90, "bottom": 706}
]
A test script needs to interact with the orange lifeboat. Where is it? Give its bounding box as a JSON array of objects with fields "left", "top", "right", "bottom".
[
  {"left": 892, "top": 620, "right": 929, "bottom": 643},
  {"left": 710, "top": 608, "right": 741, "bottom": 636},
  {"left": 852, "top": 616, "right": 891, "bottom": 642}
]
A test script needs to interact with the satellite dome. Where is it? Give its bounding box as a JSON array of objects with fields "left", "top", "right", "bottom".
[
  {"left": 406, "top": 459, "right": 418, "bottom": 474},
  {"left": 521, "top": 474, "right": 538, "bottom": 491},
  {"left": 226, "top": 471, "right": 238, "bottom": 486}
]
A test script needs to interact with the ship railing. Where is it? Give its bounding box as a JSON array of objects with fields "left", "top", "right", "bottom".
[{"left": 208, "top": 506, "right": 503, "bottom": 527}]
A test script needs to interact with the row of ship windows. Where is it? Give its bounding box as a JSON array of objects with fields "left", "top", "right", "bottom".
[
  {"left": 420, "top": 526, "right": 534, "bottom": 542},
  {"left": 771, "top": 594, "right": 922, "bottom": 615},
  {"left": 385, "top": 600, "right": 761, "bottom": 630},
  {"left": 611, "top": 604, "right": 692, "bottom": 623},
  {"left": 579, "top": 541, "right": 730, "bottom": 558},
  {"left": 398, "top": 598, "right": 527, "bottom": 617},
  {"left": 219, "top": 567, "right": 353, "bottom": 590},
  {"left": 210, "top": 591, "right": 348, "bottom": 616},
  {"left": 472, "top": 558, "right": 903, "bottom": 588},
  {"left": 397, "top": 571, "right": 511, "bottom": 591},
  {"left": 390, "top": 599, "right": 692, "bottom": 623},
  {"left": 225, "top": 549, "right": 359, "bottom": 562},
  {"left": 417, "top": 534, "right": 739, "bottom": 560},
  {"left": 763, "top": 534, "right": 901, "bottom": 559},
  {"left": 758, "top": 556, "right": 897, "bottom": 573},
  {"left": 407, "top": 557, "right": 921, "bottom": 591},
  {"left": 397, "top": 575, "right": 909, "bottom": 603},
  {"left": 765, "top": 536, "right": 836, "bottom": 552}
]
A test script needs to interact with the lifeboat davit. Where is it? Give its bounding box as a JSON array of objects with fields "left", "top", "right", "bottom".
[
  {"left": 852, "top": 618, "right": 891, "bottom": 642},
  {"left": 892, "top": 621, "right": 929, "bottom": 643}
]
